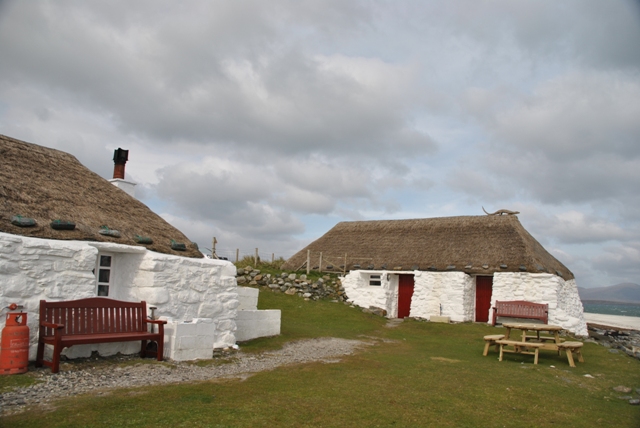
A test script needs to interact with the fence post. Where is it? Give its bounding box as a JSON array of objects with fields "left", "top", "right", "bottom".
[
  {"left": 306, "top": 250, "right": 310, "bottom": 275},
  {"left": 236, "top": 249, "right": 239, "bottom": 263},
  {"left": 255, "top": 248, "right": 259, "bottom": 266},
  {"left": 343, "top": 253, "right": 347, "bottom": 276},
  {"left": 318, "top": 252, "right": 323, "bottom": 273},
  {"left": 272, "top": 253, "right": 274, "bottom": 263}
]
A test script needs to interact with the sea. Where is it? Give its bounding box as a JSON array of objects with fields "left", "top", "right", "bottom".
[{"left": 582, "top": 300, "right": 640, "bottom": 317}]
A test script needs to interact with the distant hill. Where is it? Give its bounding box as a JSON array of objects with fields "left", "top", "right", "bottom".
[{"left": 578, "top": 283, "right": 640, "bottom": 303}]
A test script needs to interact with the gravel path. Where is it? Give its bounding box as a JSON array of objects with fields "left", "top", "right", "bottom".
[{"left": 1, "top": 337, "right": 371, "bottom": 416}]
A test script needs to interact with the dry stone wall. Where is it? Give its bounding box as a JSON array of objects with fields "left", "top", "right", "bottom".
[{"left": 235, "top": 266, "right": 347, "bottom": 302}]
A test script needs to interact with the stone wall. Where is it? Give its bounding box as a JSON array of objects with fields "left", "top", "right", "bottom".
[
  {"left": 0, "top": 232, "right": 238, "bottom": 360},
  {"left": 236, "top": 266, "right": 347, "bottom": 301}
]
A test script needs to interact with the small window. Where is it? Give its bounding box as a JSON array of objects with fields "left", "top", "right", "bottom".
[
  {"left": 369, "top": 274, "right": 382, "bottom": 286},
  {"left": 96, "top": 254, "right": 113, "bottom": 296}
]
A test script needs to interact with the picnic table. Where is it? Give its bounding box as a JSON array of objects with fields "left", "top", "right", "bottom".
[{"left": 491, "top": 322, "right": 584, "bottom": 367}]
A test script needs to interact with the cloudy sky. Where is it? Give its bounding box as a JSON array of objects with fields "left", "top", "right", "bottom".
[{"left": 1, "top": 1, "right": 639, "bottom": 288}]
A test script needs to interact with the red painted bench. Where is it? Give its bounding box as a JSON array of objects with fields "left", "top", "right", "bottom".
[
  {"left": 492, "top": 300, "right": 548, "bottom": 326},
  {"left": 36, "top": 297, "right": 166, "bottom": 373}
]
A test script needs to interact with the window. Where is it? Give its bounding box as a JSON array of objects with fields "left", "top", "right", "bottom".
[
  {"left": 369, "top": 274, "right": 382, "bottom": 286},
  {"left": 96, "top": 254, "right": 113, "bottom": 296}
]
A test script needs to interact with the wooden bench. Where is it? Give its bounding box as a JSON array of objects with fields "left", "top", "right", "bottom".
[
  {"left": 492, "top": 300, "right": 548, "bottom": 326},
  {"left": 496, "top": 339, "right": 545, "bottom": 365},
  {"left": 36, "top": 297, "right": 166, "bottom": 373},
  {"left": 557, "top": 341, "right": 584, "bottom": 367}
]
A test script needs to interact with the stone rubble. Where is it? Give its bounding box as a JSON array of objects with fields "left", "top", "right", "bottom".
[
  {"left": 235, "top": 267, "right": 348, "bottom": 302},
  {"left": 0, "top": 337, "right": 369, "bottom": 416},
  {"left": 586, "top": 324, "right": 640, "bottom": 361}
]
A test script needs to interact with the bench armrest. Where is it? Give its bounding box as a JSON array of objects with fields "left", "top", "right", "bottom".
[
  {"left": 148, "top": 319, "right": 168, "bottom": 325},
  {"left": 41, "top": 322, "right": 65, "bottom": 329}
]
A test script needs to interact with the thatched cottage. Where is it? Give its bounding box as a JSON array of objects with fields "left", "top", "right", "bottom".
[
  {"left": 282, "top": 216, "right": 588, "bottom": 336},
  {"left": 0, "top": 134, "right": 279, "bottom": 362}
]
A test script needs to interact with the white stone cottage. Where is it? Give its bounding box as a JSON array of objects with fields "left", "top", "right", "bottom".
[
  {"left": 0, "top": 134, "right": 278, "bottom": 362},
  {"left": 282, "top": 216, "right": 588, "bottom": 336}
]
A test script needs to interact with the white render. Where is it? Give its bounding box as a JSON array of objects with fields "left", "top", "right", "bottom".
[
  {"left": 0, "top": 231, "right": 239, "bottom": 360},
  {"left": 164, "top": 318, "right": 216, "bottom": 361},
  {"left": 108, "top": 178, "right": 137, "bottom": 198},
  {"left": 342, "top": 270, "right": 588, "bottom": 336},
  {"left": 234, "top": 286, "right": 281, "bottom": 342}
]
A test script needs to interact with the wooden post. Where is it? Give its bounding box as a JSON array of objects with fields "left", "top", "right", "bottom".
[
  {"left": 255, "top": 248, "right": 259, "bottom": 266},
  {"left": 306, "top": 250, "right": 310, "bottom": 275},
  {"left": 272, "top": 253, "right": 274, "bottom": 263},
  {"left": 318, "top": 252, "right": 323, "bottom": 273},
  {"left": 236, "top": 249, "right": 239, "bottom": 263},
  {"left": 211, "top": 237, "right": 217, "bottom": 259},
  {"left": 344, "top": 253, "right": 347, "bottom": 276}
]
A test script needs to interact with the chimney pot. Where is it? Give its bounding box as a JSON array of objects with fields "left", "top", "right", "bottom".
[{"left": 112, "top": 148, "right": 129, "bottom": 179}]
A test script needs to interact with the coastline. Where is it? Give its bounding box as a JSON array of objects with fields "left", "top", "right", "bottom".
[{"left": 583, "top": 313, "right": 640, "bottom": 331}]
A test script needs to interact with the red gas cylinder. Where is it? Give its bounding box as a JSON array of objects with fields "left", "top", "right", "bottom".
[{"left": 0, "top": 306, "right": 29, "bottom": 375}]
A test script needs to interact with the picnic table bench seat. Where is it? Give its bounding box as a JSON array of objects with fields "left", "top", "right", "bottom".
[
  {"left": 36, "top": 297, "right": 166, "bottom": 373},
  {"left": 492, "top": 300, "right": 548, "bottom": 326},
  {"left": 495, "top": 339, "right": 545, "bottom": 365}
]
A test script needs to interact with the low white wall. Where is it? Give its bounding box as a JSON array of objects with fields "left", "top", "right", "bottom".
[
  {"left": 0, "top": 232, "right": 239, "bottom": 360},
  {"left": 237, "top": 286, "right": 259, "bottom": 310},
  {"left": 235, "top": 310, "right": 281, "bottom": 342},
  {"left": 164, "top": 318, "right": 216, "bottom": 361}
]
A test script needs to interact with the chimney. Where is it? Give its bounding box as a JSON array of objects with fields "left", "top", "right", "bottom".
[
  {"left": 109, "top": 148, "right": 136, "bottom": 198},
  {"left": 113, "top": 148, "right": 129, "bottom": 179}
]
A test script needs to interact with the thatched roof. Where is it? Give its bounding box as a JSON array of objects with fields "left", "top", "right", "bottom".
[
  {"left": 282, "top": 215, "right": 574, "bottom": 280},
  {"left": 0, "top": 134, "right": 203, "bottom": 258}
]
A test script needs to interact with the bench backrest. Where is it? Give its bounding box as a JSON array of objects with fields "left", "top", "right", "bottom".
[
  {"left": 493, "top": 300, "right": 548, "bottom": 325},
  {"left": 39, "top": 297, "right": 149, "bottom": 337}
]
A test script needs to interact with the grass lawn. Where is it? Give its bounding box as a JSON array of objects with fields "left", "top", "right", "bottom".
[{"left": 2, "top": 289, "right": 640, "bottom": 427}]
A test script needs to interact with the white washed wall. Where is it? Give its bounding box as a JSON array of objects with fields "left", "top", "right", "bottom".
[
  {"left": 342, "top": 271, "right": 395, "bottom": 314},
  {"left": 343, "top": 269, "right": 587, "bottom": 335},
  {"left": 492, "top": 273, "right": 588, "bottom": 336},
  {"left": 412, "top": 272, "right": 475, "bottom": 322},
  {"left": 0, "top": 232, "right": 238, "bottom": 360},
  {"left": 343, "top": 270, "right": 474, "bottom": 321}
]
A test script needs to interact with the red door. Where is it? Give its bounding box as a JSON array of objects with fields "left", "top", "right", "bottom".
[
  {"left": 475, "top": 276, "right": 493, "bottom": 322},
  {"left": 397, "top": 274, "right": 415, "bottom": 318}
]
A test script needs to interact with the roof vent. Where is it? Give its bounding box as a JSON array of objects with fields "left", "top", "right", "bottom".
[
  {"left": 482, "top": 264, "right": 489, "bottom": 269},
  {"left": 519, "top": 265, "right": 527, "bottom": 271},
  {"left": 428, "top": 266, "right": 437, "bottom": 271},
  {"left": 464, "top": 263, "right": 472, "bottom": 269},
  {"left": 499, "top": 264, "right": 508, "bottom": 269},
  {"left": 446, "top": 265, "right": 456, "bottom": 270},
  {"left": 555, "top": 270, "right": 563, "bottom": 278}
]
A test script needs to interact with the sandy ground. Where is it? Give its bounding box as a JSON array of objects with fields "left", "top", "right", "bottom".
[{"left": 584, "top": 313, "right": 640, "bottom": 331}]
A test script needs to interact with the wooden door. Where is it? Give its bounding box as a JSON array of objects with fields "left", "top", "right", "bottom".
[
  {"left": 475, "top": 276, "right": 493, "bottom": 322},
  {"left": 397, "top": 274, "right": 415, "bottom": 318}
]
